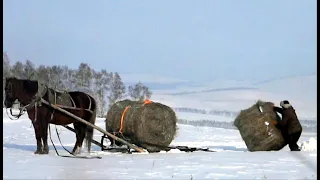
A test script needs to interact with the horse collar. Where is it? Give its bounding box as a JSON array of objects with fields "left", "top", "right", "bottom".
[
  {"left": 21, "top": 82, "right": 48, "bottom": 111},
  {"left": 37, "top": 82, "right": 48, "bottom": 98}
]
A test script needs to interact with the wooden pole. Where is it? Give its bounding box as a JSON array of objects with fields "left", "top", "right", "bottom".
[
  {"left": 63, "top": 125, "right": 107, "bottom": 149},
  {"left": 40, "top": 99, "right": 146, "bottom": 153}
]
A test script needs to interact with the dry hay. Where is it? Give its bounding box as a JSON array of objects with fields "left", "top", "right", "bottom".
[
  {"left": 105, "top": 99, "right": 178, "bottom": 152},
  {"left": 234, "top": 100, "right": 286, "bottom": 152}
]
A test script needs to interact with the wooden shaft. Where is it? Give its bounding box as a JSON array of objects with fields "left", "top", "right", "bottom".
[
  {"left": 63, "top": 125, "right": 107, "bottom": 149},
  {"left": 40, "top": 99, "right": 146, "bottom": 153}
]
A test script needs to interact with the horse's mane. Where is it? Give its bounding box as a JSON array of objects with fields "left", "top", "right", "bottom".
[{"left": 20, "top": 78, "right": 39, "bottom": 95}]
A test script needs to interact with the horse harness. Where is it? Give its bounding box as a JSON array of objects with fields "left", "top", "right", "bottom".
[
  {"left": 9, "top": 82, "right": 93, "bottom": 123},
  {"left": 47, "top": 88, "right": 76, "bottom": 122}
]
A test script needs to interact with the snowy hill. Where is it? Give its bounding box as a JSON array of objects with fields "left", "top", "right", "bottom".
[
  {"left": 140, "top": 74, "right": 317, "bottom": 122},
  {"left": 119, "top": 73, "right": 318, "bottom": 131}
]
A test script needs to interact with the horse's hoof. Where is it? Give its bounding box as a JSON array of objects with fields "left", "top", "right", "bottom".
[
  {"left": 34, "top": 149, "right": 49, "bottom": 155},
  {"left": 72, "top": 146, "right": 82, "bottom": 155},
  {"left": 34, "top": 150, "right": 41, "bottom": 154},
  {"left": 39, "top": 151, "right": 48, "bottom": 155},
  {"left": 42, "top": 147, "right": 49, "bottom": 154},
  {"left": 72, "top": 151, "right": 80, "bottom": 156}
]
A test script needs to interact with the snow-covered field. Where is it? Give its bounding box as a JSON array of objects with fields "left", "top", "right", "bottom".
[
  {"left": 3, "top": 109, "right": 317, "bottom": 179},
  {"left": 150, "top": 74, "right": 317, "bottom": 121},
  {"left": 175, "top": 112, "right": 234, "bottom": 122}
]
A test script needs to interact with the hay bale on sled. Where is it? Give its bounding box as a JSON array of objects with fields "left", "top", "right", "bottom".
[
  {"left": 234, "top": 100, "right": 286, "bottom": 152},
  {"left": 105, "top": 99, "right": 178, "bottom": 152}
]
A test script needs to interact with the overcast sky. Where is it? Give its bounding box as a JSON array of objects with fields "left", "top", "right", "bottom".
[{"left": 3, "top": 0, "right": 316, "bottom": 82}]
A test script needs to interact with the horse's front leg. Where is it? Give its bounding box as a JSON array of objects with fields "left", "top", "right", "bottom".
[
  {"left": 41, "top": 122, "right": 49, "bottom": 154},
  {"left": 32, "top": 122, "right": 43, "bottom": 154}
]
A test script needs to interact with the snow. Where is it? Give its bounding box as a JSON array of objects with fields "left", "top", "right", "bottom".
[
  {"left": 3, "top": 108, "right": 317, "bottom": 179},
  {"left": 176, "top": 112, "right": 234, "bottom": 122},
  {"left": 301, "top": 137, "right": 317, "bottom": 152}
]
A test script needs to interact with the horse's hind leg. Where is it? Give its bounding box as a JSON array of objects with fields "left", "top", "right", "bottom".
[{"left": 72, "top": 122, "right": 86, "bottom": 155}]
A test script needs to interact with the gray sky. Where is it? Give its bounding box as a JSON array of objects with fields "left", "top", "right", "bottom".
[{"left": 3, "top": 0, "right": 317, "bottom": 82}]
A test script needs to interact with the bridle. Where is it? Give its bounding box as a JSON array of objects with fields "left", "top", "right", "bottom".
[
  {"left": 4, "top": 81, "right": 38, "bottom": 120},
  {"left": 5, "top": 81, "right": 23, "bottom": 120},
  {"left": 5, "top": 102, "right": 27, "bottom": 120}
]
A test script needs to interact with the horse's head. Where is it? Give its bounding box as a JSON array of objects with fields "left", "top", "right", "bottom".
[
  {"left": 4, "top": 77, "right": 19, "bottom": 108},
  {"left": 4, "top": 77, "right": 38, "bottom": 108}
]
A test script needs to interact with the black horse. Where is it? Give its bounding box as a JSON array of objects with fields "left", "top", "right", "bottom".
[{"left": 4, "top": 77, "right": 97, "bottom": 155}]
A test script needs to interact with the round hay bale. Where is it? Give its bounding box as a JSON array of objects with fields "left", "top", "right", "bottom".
[
  {"left": 234, "top": 100, "right": 286, "bottom": 152},
  {"left": 105, "top": 99, "right": 178, "bottom": 152}
]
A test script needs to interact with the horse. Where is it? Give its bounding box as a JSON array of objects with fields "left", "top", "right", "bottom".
[{"left": 4, "top": 77, "right": 97, "bottom": 155}]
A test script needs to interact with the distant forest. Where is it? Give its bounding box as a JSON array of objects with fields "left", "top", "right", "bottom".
[{"left": 3, "top": 52, "right": 152, "bottom": 117}]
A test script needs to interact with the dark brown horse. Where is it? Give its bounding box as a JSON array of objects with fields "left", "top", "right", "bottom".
[{"left": 4, "top": 77, "right": 97, "bottom": 155}]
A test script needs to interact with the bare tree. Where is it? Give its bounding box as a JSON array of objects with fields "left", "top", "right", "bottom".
[
  {"left": 48, "top": 65, "right": 66, "bottom": 89},
  {"left": 3, "top": 52, "right": 11, "bottom": 78},
  {"left": 128, "top": 82, "right": 152, "bottom": 101},
  {"left": 108, "top": 72, "right": 126, "bottom": 108},
  {"left": 92, "top": 69, "right": 112, "bottom": 117},
  {"left": 66, "top": 68, "right": 77, "bottom": 91},
  {"left": 11, "top": 61, "right": 25, "bottom": 79},
  {"left": 23, "top": 60, "right": 37, "bottom": 80},
  {"left": 60, "top": 65, "right": 72, "bottom": 90},
  {"left": 74, "top": 63, "right": 93, "bottom": 94},
  {"left": 3, "top": 52, "right": 11, "bottom": 106},
  {"left": 37, "top": 65, "right": 50, "bottom": 85}
]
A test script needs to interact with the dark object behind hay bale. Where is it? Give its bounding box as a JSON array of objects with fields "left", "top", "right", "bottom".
[
  {"left": 234, "top": 100, "right": 286, "bottom": 152},
  {"left": 105, "top": 99, "right": 178, "bottom": 152}
]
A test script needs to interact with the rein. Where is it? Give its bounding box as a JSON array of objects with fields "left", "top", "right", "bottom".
[
  {"left": 48, "top": 125, "right": 102, "bottom": 159},
  {"left": 6, "top": 97, "right": 41, "bottom": 122},
  {"left": 6, "top": 102, "right": 29, "bottom": 120}
]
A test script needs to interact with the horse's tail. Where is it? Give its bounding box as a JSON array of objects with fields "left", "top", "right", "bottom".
[{"left": 85, "top": 95, "right": 97, "bottom": 153}]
